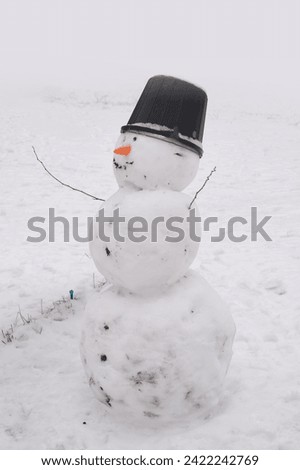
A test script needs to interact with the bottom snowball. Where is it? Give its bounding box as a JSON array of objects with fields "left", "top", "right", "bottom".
[{"left": 80, "top": 270, "right": 235, "bottom": 422}]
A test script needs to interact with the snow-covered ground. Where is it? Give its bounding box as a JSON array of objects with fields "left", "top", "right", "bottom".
[{"left": 0, "top": 86, "right": 299, "bottom": 449}]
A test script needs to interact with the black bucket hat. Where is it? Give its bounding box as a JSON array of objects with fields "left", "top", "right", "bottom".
[{"left": 121, "top": 75, "right": 208, "bottom": 157}]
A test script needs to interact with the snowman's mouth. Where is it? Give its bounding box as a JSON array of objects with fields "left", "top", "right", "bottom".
[{"left": 113, "top": 157, "right": 134, "bottom": 170}]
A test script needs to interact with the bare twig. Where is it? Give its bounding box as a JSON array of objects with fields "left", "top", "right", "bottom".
[
  {"left": 2, "top": 326, "right": 14, "bottom": 344},
  {"left": 32, "top": 146, "right": 105, "bottom": 201},
  {"left": 189, "top": 166, "right": 217, "bottom": 209},
  {"left": 17, "top": 305, "right": 31, "bottom": 325}
]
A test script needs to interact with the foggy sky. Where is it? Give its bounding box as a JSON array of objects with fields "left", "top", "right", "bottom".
[{"left": 0, "top": 0, "right": 299, "bottom": 96}]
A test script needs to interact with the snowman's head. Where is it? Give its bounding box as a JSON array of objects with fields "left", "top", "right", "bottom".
[
  {"left": 112, "top": 75, "right": 208, "bottom": 190},
  {"left": 113, "top": 130, "right": 200, "bottom": 191}
]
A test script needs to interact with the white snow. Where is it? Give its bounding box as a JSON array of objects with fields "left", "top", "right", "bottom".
[
  {"left": 0, "top": 86, "right": 300, "bottom": 449},
  {"left": 123, "top": 122, "right": 203, "bottom": 152}
]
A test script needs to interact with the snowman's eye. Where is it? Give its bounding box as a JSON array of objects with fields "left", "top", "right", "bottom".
[
  {"left": 133, "top": 137, "right": 137, "bottom": 141},
  {"left": 175, "top": 152, "right": 183, "bottom": 157}
]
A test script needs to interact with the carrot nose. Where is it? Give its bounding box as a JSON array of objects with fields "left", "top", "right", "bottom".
[{"left": 114, "top": 145, "right": 131, "bottom": 156}]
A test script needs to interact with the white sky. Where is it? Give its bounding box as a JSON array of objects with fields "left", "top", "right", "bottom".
[{"left": 0, "top": 0, "right": 299, "bottom": 97}]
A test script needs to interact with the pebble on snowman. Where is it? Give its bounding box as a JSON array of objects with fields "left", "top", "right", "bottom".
[{"left": 80, "top": 75, "right": 236, "bottom": 422}]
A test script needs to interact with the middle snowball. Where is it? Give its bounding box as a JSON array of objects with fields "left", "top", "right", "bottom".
[{"left": 90, "top": 187, "right": 200, "bottom": 294}]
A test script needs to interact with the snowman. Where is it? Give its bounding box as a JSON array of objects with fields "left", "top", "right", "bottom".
[{"left": 81, "top": 76, "right": 235, "bottom": 422}]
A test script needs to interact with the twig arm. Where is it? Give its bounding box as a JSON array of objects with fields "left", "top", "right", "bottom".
[
  {"left": 32, "top": 146, "right": 105, "bottom": 201},
  {"left": 189, "top": 166, "right": 217, "bottom": 209}
]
